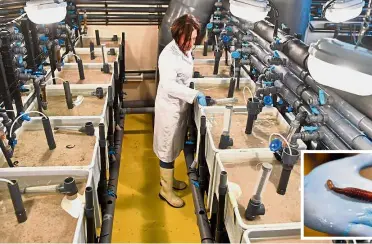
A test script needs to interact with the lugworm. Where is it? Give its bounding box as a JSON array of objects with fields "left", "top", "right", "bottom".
[{"left": 326, "top": 180, "right": 372, "bottom": 202}]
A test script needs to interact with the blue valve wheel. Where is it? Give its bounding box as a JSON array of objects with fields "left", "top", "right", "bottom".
[
  {"left": 270, "top": 138, "right": 282, "bottom": 152},
  {"left": 263, "top": 96, "right": 273, "bottom": 106},
  {"left": 20, "top": 112, "right": 31, "bottom": 122},
  {"left": 206, "top": 23, "right": 213, "bottom": 30},
  {"left": 231, "top": 51, "right": 240, "bottom": 59}
]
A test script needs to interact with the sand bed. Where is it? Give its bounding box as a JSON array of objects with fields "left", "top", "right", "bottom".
[
  {"left": 11, "top": 130, "right": 96, "bottom": 167},
  {"left": 31, "top": 95, "right": 105, "bottom": 117},
  {"left": 82, "top": 39, "right": 120, "bottom": 48},
  {"left": 224, "top": 158, "right": 301, "bottom": 225},
  {"left": 194, "top": 64, "right": 230, "bottom": 77},
  {"left": 193, "top": 49, "right": 215, "bottom": 59},
  {"left": 0, "top": 183, "right": 85, "bottom": 243},
  {"left": 68, "top": 54, "right": 117, "bottom": 64},
  {"left": 197, "top": 84, "right": 252, "bottom": 106},
  {"left": 209, "top": 112, "right": 287, "bottom": 149},
  {"left": 57, "top": 69, "right": 112, "bottom": 84}
]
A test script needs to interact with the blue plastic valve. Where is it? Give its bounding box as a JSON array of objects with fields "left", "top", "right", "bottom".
[
  {"left": 273, "top": 51, "right": 280, "bottom": 58},
  {"left": 263, "top": 81, "right": 273, "bottom": 86},
  {"left": 9, "top": 139, "right": 17, "bottom": 147},
  {"left": 304, "top": 126, "right": 319, "bottom": 132},
  {"left": 222, "top": 35, "right": 231, "bottom": 43},
  {"left": 39, "top": 35, "right": 48, "bottom": 42},
  {"left": 287, "top": 106, "right": 293, "bottom": 112},
  {"left": 278, "top": 99, "right": 284, "bottom": 105},
  {"left": 319, "top": 90, "right": 326, "bottom": 105},
  {"left": 231, "top": 51, "right": 241, "bottom": 59},
  {"left": 206, "top": 23, "right": 213, "bottom": 30},
  {"left": 269, "top": 138, "right": 282, "bottom": 152},
  {"left": 264, "top": 96, "right": 273, "bottom": 106},
  {"left": 20, "top": 112, "right": 31, "bottom": 122},
  {"left": 19, "top": 85, "right": 28, "bottom": 92},
  {"left": 226, "top": 26, "right": 233, "bottom": 32},
  {"left": 17, "top": 56, "right": 23, "bottom": 65},
  {"left": 252, "top": 68, "right": 257, "bottom": 75},
  {"left": 192, "top": 180, "right": 200, "bottom": 188},
  {"left": 310, "top": 106, "right": 320, "bottom": 115}
]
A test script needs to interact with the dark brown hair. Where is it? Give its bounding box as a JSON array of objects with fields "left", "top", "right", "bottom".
[{"left": 171, "top": 14, "right": 201, "bottom": 52}]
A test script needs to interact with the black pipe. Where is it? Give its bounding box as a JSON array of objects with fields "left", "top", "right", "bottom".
[
  {"left": 63, "top": 81, "right": 74, "bottom": 109},
  {"left": 277, "top": 147, "right": 300, "bottom": 195},
  {"left": 97, "top": 123, "right": 108, "bottom": 214},
  {"left": 85, "top": 186, "right": 97, "bottom": 243},
  {"left": 213, "top": 50, "right": 222, "bottom": 75},
  {"left": 108, "top": 86, "right": 114, "bottom": 147},
  {"left": 42, "top": 117, "right": 56, "bottom": 150},
  {"left": 80, "top": 7, "right": 167, "bottom": 12},
  {"left": 77, "top": 59, "right": 85, "bottom": 80},
  {"left": 245, "top": 98, "right": 262, "bottom": 135},
  {"left": 236, "top": 64, "right": 241, "bottom": 90},
  {"left": 203, "top": 40, "right": 208, "bottom": 56},
  {"left": 184, "top": 144, "right": 214, "bottom": 243},
  {"left": 95, "top": 30, "right": 101, "bottom": 46},
  {"left": 33, "top": 79, "right": 43, "bottom": 113},
  {"left": 87, "top": 15, "right": 164, "bottom": 20},
  {"left": 0, "top": 139, "right": 14, "bottom": 167},
  {"left": 198, "top": 116, "right": 208, "bottom": 199},
  {"left": 7, "top": 180, "right": 27, "bottom": 223},
  {"left": 227, "top": 78, "right": 235, "bottom": 98},
  {"left": 0, "top": 54, "right": 15, "bottom": 121},
  {"left": 77, "top": 0, "right": 169, "bottom": 4},
  {"left": 123, "top": 100, "right": 155, "bottom": 108},
  {"left": 99, "top": 109, "right": 125, "bottom": 243},
  {"left": 90, "top": 41, "right": 95, "bottom": 60},
  {"left": 215, "top": 171, "right": 227, "bottom": 243}
]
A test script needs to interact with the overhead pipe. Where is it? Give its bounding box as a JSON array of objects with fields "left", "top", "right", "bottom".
[
  {"left": 248, "top": 42, "right": 372, "bottom": 150},
  {"left": 249, "top": 30, "right": 372, "bottom": 139}
]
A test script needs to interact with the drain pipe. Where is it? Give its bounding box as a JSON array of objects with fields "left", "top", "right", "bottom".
[
  {"left": 184, "top": 143, "right": 214, "bottom": 243},
  {"left": 215, "top": 171, "right": 228, "bottom": 243},
  {"left": 99, "top": 108, "right": 125, "bottom": 243},
  {"left": 198, "top": 116, "right": 208, "bottom": 199},
  {"left": 97, "top": 123, "right": 108, "bottom": 214}
]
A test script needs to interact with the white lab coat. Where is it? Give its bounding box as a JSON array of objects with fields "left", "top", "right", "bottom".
[{"left": 153, "top": 40, "right": 199, "bottom": 162}]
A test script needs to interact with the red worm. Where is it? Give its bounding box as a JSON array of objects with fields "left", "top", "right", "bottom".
[{"left": 326, "top": 180, "right": 372, "bottom": 202}]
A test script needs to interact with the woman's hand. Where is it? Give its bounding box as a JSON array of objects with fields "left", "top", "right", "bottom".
[
  {"left": 196, "top": 92, "right": 207, "bottom": 106},
  {"left": 304, "top": 154, "right": 372, "bottom": 237}
]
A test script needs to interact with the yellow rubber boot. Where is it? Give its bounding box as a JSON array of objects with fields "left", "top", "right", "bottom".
[{"left": 159, "top": 168, "right": 185, "bottom": 208}]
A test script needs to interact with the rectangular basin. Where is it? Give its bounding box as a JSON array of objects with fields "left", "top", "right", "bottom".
[
  {"left": 213, "top": 149, "right": 302, "bottom": 243},
  {"left": 64, "top": 48, "right": 119, "bottom": 64},
  {"left": 0, "top": 169, "right": 99, "bottom": 243},
  {"left": 194, "top": 63, "right": 231, "bottom": 78},
  {"left": 47, "top": 63, "right": 114, "bottom": 86},
  {"left": 0, "top": 117, "right": 103, "bottom": 188}
]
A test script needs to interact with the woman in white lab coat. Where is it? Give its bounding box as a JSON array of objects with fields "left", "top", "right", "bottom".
[{"left": 154, "top": 14, "right": 207, "bottom": 208}]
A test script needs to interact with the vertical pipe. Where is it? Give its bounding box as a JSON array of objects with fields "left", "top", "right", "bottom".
[
  {"left": 215, "top": 171, "right": 227, "bottom": 243},
  {"left": 49, "top": 43, "right": 57, "bottom": 85},
  {"left": 227, "top": 78, "right": 235, "bottom": 98},
  {"left": 0, "top": 139, "right": 14, "bottom": 167},
  {"left": 63, "top": 81, "right": 74, "bottom": 109},
  {"left": 97, "top": 123, "right": 108, "bottom": 213},
  {"left": 198, "top": 116, "right": 208, "bottom": 199},
  {"left": 20, "top": 18, "right": 36, "bottom": 70},
  {"left": 108, "top": 86, "right": 114, "bottom": 146},
  {"left": 213, "top": 50, "right": 221, "bottom": 75},
  {"left": 42, "top": 117, "right": 56, "bottom": 150},
  {"left": 95, "top": 30, "right": 101, "bottom": 46},
  {"left": 236, "top": 64, "right": 241, "bottom": 90},
  {"left": 0, "top": 54, "right": 16, "bottom": 120},
  {"left": 33, "top": 79, "right": 43, "bottom": 113},
  {"left": 85, "top": 186, "right": 97, "bottom": 243},
  {"left": 8, "top": 180, "right": 27, "bottom": 223},
  {"left": 77, "top": 59, "right": 85, "bottom": 80},
  {"left": 90, "top": 41, "right": 95, "bottom": 60}
]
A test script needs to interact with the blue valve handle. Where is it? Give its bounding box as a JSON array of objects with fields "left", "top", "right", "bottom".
[
  {"left": 269, "top": 138, "right": 283, "bottom": 152},
  {"left": 207, "top": 23, "right": 213, "bottom": 30},
  {"left": 226, "top": 26, "right": 233, "bottom": 32},
  {"left": 287, "top": 106, "right": 293, "bottom": 112},
  {"left": 9, "top": 139, "right": 17, "bottom": 147},
  {"left": 252, "top": 68, "right": 257, "bottom": 75},
  {"left": 273, "top": 51, "right": 280, "bottom": 58},
  {"left": 222, "top": 35, "right": 231, "bottom": 43},
  {"left": 263, "top": 81, "right": 273, "bottom": 86},
  {"left": 310, "top": 106, "right": 320, "bottom": 115},
  {"left": 319, "top": 90, "right": 326, "bottom": 105},
  {"left": 304, "top": 126, "right": 319, "bottom": 132},
  {"left": 278, "top": 99, "right": 284, "bottom": 105},
  {"left": 20, "top": 112, "right": 31, "bottom": 122},
  {"left": 264, "top": 96, "right": 273, "bottom": 106},
  {"left": 192, "top": 180, "right": 200, "bottom": 188},
  {"left": 231, "top": 51, "right": 241, "bottom": 59}
]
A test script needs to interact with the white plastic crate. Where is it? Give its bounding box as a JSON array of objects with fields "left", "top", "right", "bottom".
[
  {"left": 214, "top": 149, "right": 302, "bottom": 243},
  {"left": 0, "top": 169, "right": 100, "bottom": 242},
  {"left": 0, "top": 117, "right": 104, "bottom": 190},
  {"left": 194, "top": 105, "right": 306, "bottom": 212}
]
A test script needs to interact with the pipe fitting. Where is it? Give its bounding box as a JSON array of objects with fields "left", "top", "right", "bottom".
[{"left": 306, "top": 114, "right": 328, "bottom": 124}]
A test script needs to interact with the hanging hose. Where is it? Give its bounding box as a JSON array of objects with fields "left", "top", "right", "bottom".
[
  {"left": 243, "top": 86, "right": 254, "bottom": 104},
  {"left": 9, "top": 111, "right": 47, "bottom": 137}
]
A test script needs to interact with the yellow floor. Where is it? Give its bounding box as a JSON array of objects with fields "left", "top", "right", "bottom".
[{"left": 112, "top": 114, "right": 200, "bottom": 243}]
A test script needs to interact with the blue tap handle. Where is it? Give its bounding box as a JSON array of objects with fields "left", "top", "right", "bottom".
[
  {"left": 304, "top": 126, "right": 319, "bottom": 132},
  {"left": 20, "top": 112, "right": 31, "bottom": 122},
  {"left": 269, "top": 138, "right": 282, "bottom": 152},
  {"left": 319, "top": 90, "right": 326, "bottom": 105},
  {"left": 264, "top": 96, "right": 273, "bottom": 106},
  {"left": 310, "top": 106, "right": 320, "bottom": 115}
]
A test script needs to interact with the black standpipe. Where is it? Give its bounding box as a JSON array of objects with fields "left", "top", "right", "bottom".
[
  {"left": 85, "top": 186, "right": 97, "bottom": 243},
  {"left": 42, "top": 117, "right": 56, "bottom": 150},
  {"left": 95, "top": 30, "right": 101, "bottom": 46},
  {"left": 63, "top": 81, "right": 74, "bottom": 109},
  {"left": 0, "top": 139, "right": 14, "bottom": 167},
  {"left": 224, "top": 46, "right": 228, "bottom": 66},
  {"left": 8, "top": 180, "right": 27, "bottom": 223},
  {"left": 236, "top": 64, "right": 241, "bottom": 90},
  {"left": 108, "top": 86, "right": 114, "bottom": 148},
  {"left": 245, "top": 98, "right": 263, "bottom": 135},
  {"left": 203, "top": 40, "right": 208, "bottom": 56},
  {"left": 33, "top": 79, "right": 43, "bottom": 113},
  {"left": 215, "top": 171, "right": 227, "bottom": 243},
  {"left": 90, "top": 41, "right": 95, "bottom": 60},
  {"left": 213, "top": 50, "right": 222, "bottom": 75},
  {"left": 227, "top": 78, "right": 236, "bottom": 98},
  {"left": 77, "top": 59, "right": 85, "bottom": 80},
  {"left": 97, "top": 123, "right": 108, "bottom": 214},
  {"left": 277, "top": 147, "right": 300, "bottom": 195}
]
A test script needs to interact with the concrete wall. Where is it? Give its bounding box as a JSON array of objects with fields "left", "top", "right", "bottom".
[{"left": 87, "top": 25, "right": 158, "bottom": 101}]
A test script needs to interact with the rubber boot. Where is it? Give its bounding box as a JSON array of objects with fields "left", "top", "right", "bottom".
[{"left": 159, "top": 168, "right": 185, "bottom": 208}]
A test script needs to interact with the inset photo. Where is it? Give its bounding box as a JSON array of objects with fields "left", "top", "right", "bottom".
[{"left": 302, "top": 151, "right": 372, "bottom": 239}]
